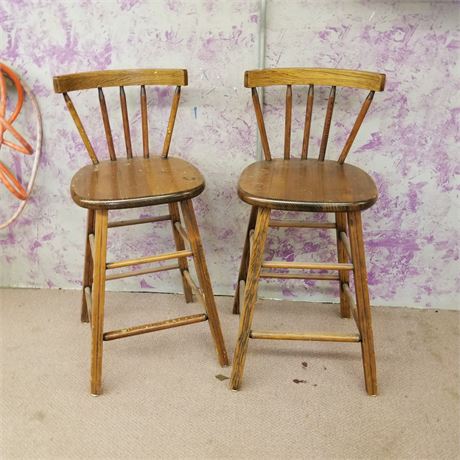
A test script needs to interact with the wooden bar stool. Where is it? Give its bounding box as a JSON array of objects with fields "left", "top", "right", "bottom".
[
  {"left": 230, "top": 68, "right": 385, "bottom": 395},
  {"left": 53, "top": 69, "right": 228, "bottom": 395}
]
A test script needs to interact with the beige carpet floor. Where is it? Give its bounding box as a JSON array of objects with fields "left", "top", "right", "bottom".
[{"left": 0, "top": 288, "right": 459, "bottom": 459}]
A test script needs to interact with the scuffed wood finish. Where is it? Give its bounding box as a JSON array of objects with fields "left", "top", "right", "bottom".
[
  {"left": 348, "top": 210, "right": 377, "bottom": 395},
  {"left": 169, "top": 202, "right": 193, "bottom": 303},
  {"left": 53, "top": 69, "right": 188, "bottom": 93},
  {"left": 245, "top": 68, "right": 385, "bottom": 91},
  {"left": 162, "top": 86, "right": 181, "bottom": 158},
  {"left": 81, "top": 209, "right": 95, "bottom": 323},
  {"left": 336, "top": 212, "right": 351, "bottom": 319},
  {"left": 338, "top": 91, "right": 375, "bottom": 164},
  {"left": 180, "top": 199, "right": 229, "bottom": 367},
  {"left": 71, "top": 157, "right": 205, "bottom": 210},
  {"left": 91, "top": 209, "right": 108, "bottom": 396},
  {"left": 103, "top": 314, "right": 207, "bottom": 341},
  {"left": 63, "top": 93, "right": 98, "bottom": 165},
  {"left": 251, "top": 88, "right": 271, "bottom": 160},
  {"left": 230, "top": 207, "right": 271, "bottom": 390},
  {"left": 98, "top": 88, "right": 116, "bottom": 161},
  {"left": 301, "top": 85, "right": 314, "bottom": 159},
  {"left": 140, "top": 85, "right": 149, "bottom": 158},
  {"left": 233, "top": 206, "right": 258, "bottom": 315},
  {"left": 318, "top": 86, "right": 336, "bottom": 161},
  {"left": 284, "top": 85, "right": 292, "bottom": 159},
  {"left": 238, "top": 159, "right": 378, "bottom": 212}
]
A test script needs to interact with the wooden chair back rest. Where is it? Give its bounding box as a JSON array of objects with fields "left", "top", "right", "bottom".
[
  {"left": 244, "top": 68, "right": 385, "bottom": 163},
  {"left": 53, "top": 69, "right": 188, "bottom": 165}
]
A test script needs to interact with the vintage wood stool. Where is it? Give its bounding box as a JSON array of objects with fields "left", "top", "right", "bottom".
[
  {"left": 230, "top": 68, "right": 385, "bottom": 395},
  {"left": 53, "top": 69, "right": 228, "bottom": 395}
]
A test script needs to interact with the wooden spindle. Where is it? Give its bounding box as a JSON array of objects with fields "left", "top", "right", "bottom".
[
  {"left": 301, "top": 85, "right": 314, "bottom": 159},
  {"left": 119, "top": 86, "right": 133, "bottom": 158},
  {"left": 63, "top": 93, "right": 98, "bottom": 165},
  {"left": 140, "top": 85, "right": 149, "bottom": 158},
  {"left": 318, "top": 85, "right": 336, "bottom": 161},
  {"left": 338, "top": 91, "right": 375, "bottom": 164},
  {"left": 98, "top": 88, "right": 116, "bottom": 161},
  {"left": 284, "top": 85, "right": 292, "bottom": 159},
  {"left": 252, "top": 87, "right": 271, "bottom": 161},
  {"left": 162, "top": 86, "right": 181, "bottom": 158}
]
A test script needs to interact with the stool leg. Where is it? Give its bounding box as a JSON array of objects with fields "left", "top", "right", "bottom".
[
  {"left": 336, "top": 212, "right": 351, "bottom": 318},
  {"left": 348, "top": 210, "right": 377, "bottom": 396},
  {"left": 180, "top": 199, "right": 229, "bottom": 367},
  {"left": 233, "top": 206, "right": 258, "bottom": 315},
  {"left": 230, "top": 207, "right": 271, "bottom": 390},
  {"left": 169, "top": 202, "right": 194, "bottom": 303},
  {"left": 90, "top": 209, "right": 108, "bottom": 396},
  {"left": 81, "top": 209, "right": 95, "bottom": 323}
]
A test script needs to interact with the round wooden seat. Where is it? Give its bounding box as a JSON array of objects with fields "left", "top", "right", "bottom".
[
  {"left": 237, "top": 158, "right": 378, "bottom": 212},
  {"left": 71, "top": 156, "right": 205, "bottom": 210}
]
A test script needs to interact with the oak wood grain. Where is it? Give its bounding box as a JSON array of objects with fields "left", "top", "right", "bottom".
[
  {"left": 71, "top": 157, "right": 205, "bottom": 210},
  {"left": 53, "top": 69, "right": 188, "bottom": 93},
  {"left": 238, "top": 159, "right": 378, "bottom": 212},
  {"left": 230, "top": 207, "right": 271, "bottom": 390},
  {"left": 245, "top": 68, "right": 385, "bottom": 91}
]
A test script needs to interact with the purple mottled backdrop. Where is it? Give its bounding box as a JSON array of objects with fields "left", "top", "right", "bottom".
[{"left": 0, "top": 0, "right": 458, "bottom": 309}]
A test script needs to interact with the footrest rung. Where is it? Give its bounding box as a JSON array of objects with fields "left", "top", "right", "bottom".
[
  {"left": 260, "top": 271, "right": 340, "bottom": 280},
  {"left": 108, "top": 215, "right": 171, "bottom": 228},
  {"left": 103, "top": 313, "right": 208, "bottom": 341},
  {"left": 262, "top": 261, "right": 353, "bottom": 271},
  {"left": 249, "top": 330, "right": 361, "bottom": 342},
  {"left": 106, "top": 263, "right": 179, "bottom": 281},
  {"left": 269, "top": 219, "right": 336, "bottom": 229},
  {"left": 106, "top": 249, "right": 193, "bottom": 270}
]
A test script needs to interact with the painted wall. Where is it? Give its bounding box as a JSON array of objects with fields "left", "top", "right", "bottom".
[{"left": 0, "top": 0, "right": 458, "bottom": 309}]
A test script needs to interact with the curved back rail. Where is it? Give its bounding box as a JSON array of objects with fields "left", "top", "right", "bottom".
[
  {"left": 53, "top": 69, "right": 188, "bottom": 164},
  {"left": 244, "top": 68, "right": 385, "bottom": 162}
]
